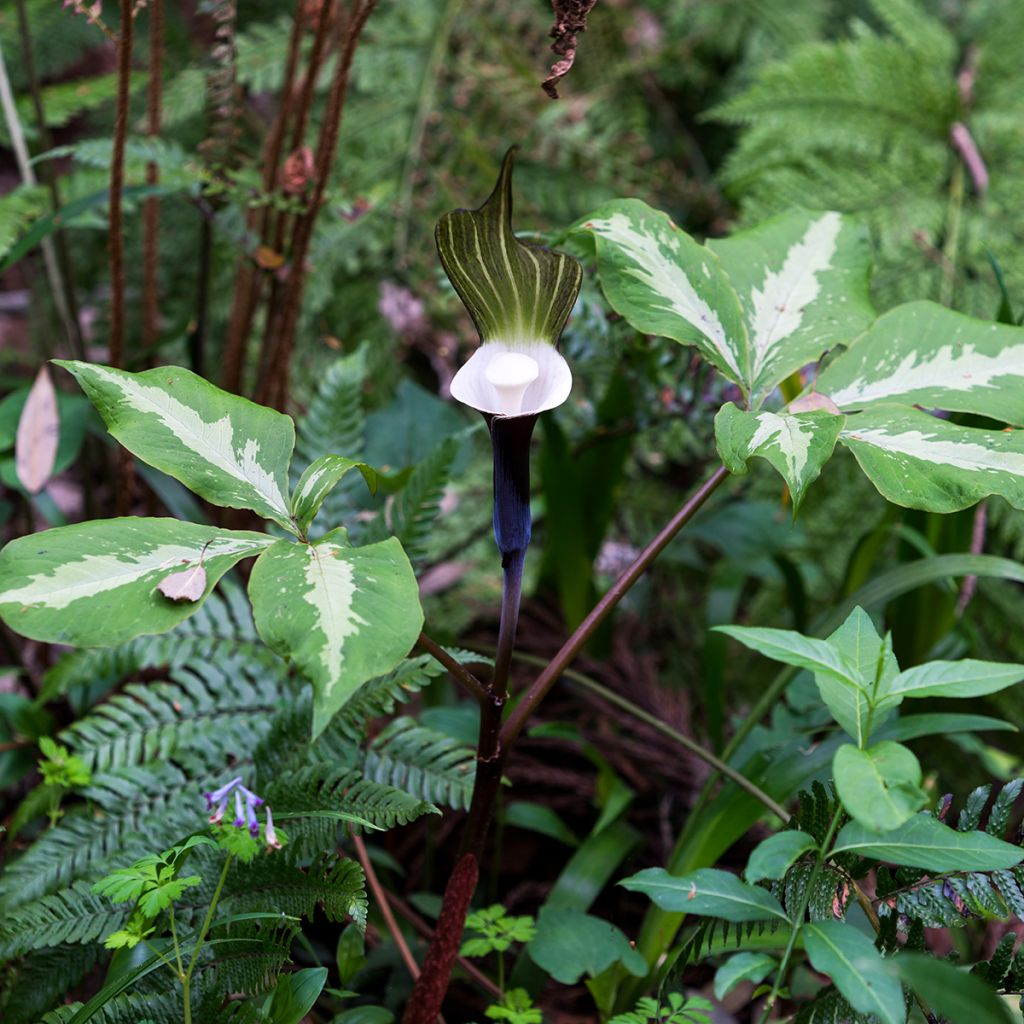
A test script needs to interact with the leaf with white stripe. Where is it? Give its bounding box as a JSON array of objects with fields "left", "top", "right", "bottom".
[
  {"left": 55, "top": 360, "right": 296, "bottom": 530},
  {"left": 435, "top": 148, "right": 582, "bottom": 347},
  {"left": 708, "top": 210, "right": 873, "bottom": 403},
  {"left": 291, "top": 455, "right": 377, "bottom": 534},
  {"left": 715, "top": 402, "right": 844, "bottom": 511},
  {"left": 248, "top": 530, "right": 423, "bottom": 738},
  {"left": 819, "top": 301, "right": 1024, "bottom": 422},
  {"left": 572, "top": 199, "right": 750, "bottom": 389},
  {"left": 0, "top": 518, "right": 272, "bottom": 645},
  {"left": 840, "top": 404, "right": 1024, "bottom": 513}
]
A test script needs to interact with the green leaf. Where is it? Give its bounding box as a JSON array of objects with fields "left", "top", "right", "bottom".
[
  {"left": 803, "top": 922, "right": 905, "bottom": 1024},
  {"left": 620, "top": 867, "right": 788, "bottom": 923},
  {"left": 436, "top": 148, "right": 582, "bottom": 346},
  {"left": 336, "top": 923, "right": 367, "bottom": 985},
  {"left": 0, "top": 518, "right": 271, "bottom": 646},
  {"left": 707, "top": 209, "right": 873, "bottom": 402},
  {"left": 248, "top": 531, "right": 422, "bottom": 737},
  {"left": 572, "top": 198, "right": 749, "bottom": 389},
  {"left": 715, "top": 403, "right": 844, "bottom": 511},
  {"left": 713, "top": 625, "right": 859, "bottom": 683},
  {"left": 746, "top": 830, "right": 817, "bottom": 884},
  {"left": 291, "top": 455, "right": 376, "bottom": 534},
  {"left": 840, "top": 404, "right": 1024, "bottom": 513},
  {"left": 894, "top": 954, "right": 1014, "bottom": 1024},
  {"left": 504, "top": 801, "right": 579, "bottom": 847},
  {"left": 888, "top": 659, "right": 1024, "bottom": 700},
  {"left": 527, "top": 907, "right": 646, "bottom": 984},
  {"left": 819, "top": 301, "right": 1024, "bottom": 424},
  {"left": 713, "top": 951, "right": 777, "bottom": 1000},
  {"left": 832, "top": 813, "right": 1024, "bottom": 871},
  {"left": 265, "top": 966, "right": 328, "bottom": 1024},
  {"left": 56, "top": 361, "right": 296, "bottom": 529},
  {"left": 833, "top": 742, "right": 927, "bottom": 832}
]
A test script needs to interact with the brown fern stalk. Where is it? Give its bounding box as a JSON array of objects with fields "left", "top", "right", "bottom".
[
  {"left": 257, "top": 0, "right": 377, "bottom": 412},
  {"left": 143, "top": 0, "right": 164, "bottom": 363},
  {"left": 253, "top": 0, "right": 339, "bottom": 400},
  {"left": 109, "top": 0, "right": 133, "bottom": 370},
  {"left": 222, "top": 0, "right": 307, "bottom": 394}
]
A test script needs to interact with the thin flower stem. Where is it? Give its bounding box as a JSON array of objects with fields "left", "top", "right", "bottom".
[
  {"left": 501, "top": 464, "right": 730, "bottom": 747},
  {"left": 416, "top": 633, "right": 488, "bottom": 704},
  {"left": 182, "top": 853, "right": 233, "bottom": 1016},
  {"left": 759, "top": 807, "right": 844, "bottom": 1023},
  {"left": 142, "top": 936, "right": 181, "bottom": 979},
  {"left": 510, "top": 651, "right": 791, "bottom": 823},
  {"left": 168, "top": 907, "right": 185, "bottom": 980}
]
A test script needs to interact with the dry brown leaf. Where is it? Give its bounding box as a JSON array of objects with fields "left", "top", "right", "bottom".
[
  {"left": 16, "top": 365, "right": 60, "bottom": 494},
  {"left": 157, "top": 564, "right": 207, "bottom": 602}
]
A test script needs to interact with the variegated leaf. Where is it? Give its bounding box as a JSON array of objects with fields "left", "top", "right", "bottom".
[
  {"left": 840, "top": 405, "right": 1024, "bottom": 513},
  {"left": 715, "top": 402, "right": 844, "bottom": 511},
  {"left": 819, "top": 301, "right": 1024, "bottom": 422},
  {"left": 55, "top": 360, "right": 296, "bottom": 529},
  {"left": 572, "top": 199, "right": 750, "bottom": 389},
  {"left": 707, "top": 210, "right": 873, "bottom": 403},
  {"left": 248, "top": 530, "right": 422, "bottom": 738},
  {"left": 291, "top": 455, "right": 377, "bottom": 534},
  {"left": 0, "top": 518, "right": 272, "bottom": 645},
  {"left": 436, "top": 148, "right": 582, "bottom": 347}
]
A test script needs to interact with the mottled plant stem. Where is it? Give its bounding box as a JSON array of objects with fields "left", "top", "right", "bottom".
[{"left": 403, "top": 463, "right": 731, "bottom": 1023}]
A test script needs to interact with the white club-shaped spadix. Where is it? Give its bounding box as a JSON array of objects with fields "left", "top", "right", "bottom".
[{"left": 450, "top": 341, "right": 572, "bottom": 418}]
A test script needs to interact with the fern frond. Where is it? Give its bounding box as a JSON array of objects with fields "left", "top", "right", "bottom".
[
  {"left": 0, "top": 880, "right": 125, "bottom": 958},
  {"left": 0, "top": 183, "right": 48, "bottom": 260},
  {"left": 793, "top": 986, "right": 870, "bottom": 1023},
  {"left": 0, "top": 942, "right": 100, "bottom": 1024},
  {"left": 203, "top": 918, "right": 301, "bottom": 996},
  {"left": 360, "top": 715, "right": 475, "bottom": 810},
  {"left": 361, "top": 434, "right": 459, "bottom": 561}
]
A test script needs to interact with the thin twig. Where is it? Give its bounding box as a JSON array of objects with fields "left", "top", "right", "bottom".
[
  {"left": 416, "top": 633, "right": 488, "bottom": 704},
  {"left": 142, "top": 0, "right": 164, "bottom": 362},
  {"left": 351, "top": 833, "right": 424, "bottom": 984},
  {"left": 109, "top": 0, "right": 133, "bottom": 368}
]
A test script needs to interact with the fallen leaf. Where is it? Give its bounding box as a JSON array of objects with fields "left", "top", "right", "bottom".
[
  {"left": 157, "top": 564, "right": 207, "bottom": 602},
  {"left": 16, "top": 366, "right": 59, "bottom": 494}
]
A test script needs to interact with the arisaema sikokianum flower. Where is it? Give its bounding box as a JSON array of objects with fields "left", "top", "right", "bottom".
[{"left": 437, "top": 148, "right": 582, "bottom": 690}]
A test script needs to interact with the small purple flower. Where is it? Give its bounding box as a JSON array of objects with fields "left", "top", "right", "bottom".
[
  {"left": 264, "top": 807, "right": 282, "bottom": 851},
  {"left": 202, "top": 776, "right": 277, "bottom": 846},
  {"left": 234, "top": 789, "right": 246, "bottom": 829}
]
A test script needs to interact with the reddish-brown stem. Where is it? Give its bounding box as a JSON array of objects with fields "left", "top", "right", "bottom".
[
  {"left": 351, "top": 833, "right": 422, "bottom": 982},
  {"left": 256, "top": 0, "right": 377, "bottom": 412},
  {"left": 142, "top": 0, "right": 163, "bottom": 362},
  {"left": 109, "top": 0, "right": 133, "bottom": 369},
  {"left": 222, "top": 1, "right": 306, "bottom": 394},
  {"left": 402, "top": 464, "right": 731, "bottom": 1023},
  {"left": 501, "top": 464, "right": 730, "bottom": 746},
  {"left": 416, "top": 633, "right": 488, "bottom": 705}
]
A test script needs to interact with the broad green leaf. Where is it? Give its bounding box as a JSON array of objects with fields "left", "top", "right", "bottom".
[
  {"left": 878, "top": 712, "right": 1016, "bottom": 741},
  {"left": 248, "top": 531, "right": 422, "bottom": 737},
  {"left": 291, "top": 455, "right": 376, "bottom": 534},
  {"left": 819, "top": 301, "right": 1024, "bottom": 423},
  {"left": 894, "top": 954, "right": 1014, "bottom": 1024},
  {"left": 527, "top": 907, "right": 646, "bottom": 984},
  {"left": 504, "top": 801, "right": 579, "bottom": 847},
  {"left": 745, "top": 830, "right": 817, "bottom": 884},
  {"left": 265, "top": 966, "right": 328, "bottom": 1024},
  {"left": 620, "top": 867, "right": 788, "bottom": 923},
  {"left": 803, "top": 922, "right": 904, "bottom": 1024},
  {"left": 572, "top": 199, "right": 750, "bottom": 389},
  {"left": 713, "top": 625, "right": 859, "bottom": 683},
  {"left": 0, "top": 518, "right": 271, "bottom": 646},
  {"left": 56, "top": 361, "right": 296, "bottom": 529},
  {"left": 832, "top": 813, "right": 1024, "bottom": 871},
  {"left": 435, "top": 148, "right": 582, "bottom": 346},
  {"left": 840, "top": 404, "right": 1024, "bottom": 513},
  {"left": 715, "top": 403, "right": 844, "bottom": 511},
  {"left": 708, "top": 210, "right": 873, "bottom": 402},
  {"left": 888, "top": 659, "right": 1024, "bottom": 700},
  {"left": 833, "top": 742, "right": 927, "bottom": 832},
  {"left": 713, "top": 951, "right": 777, "bottom": 1000}
]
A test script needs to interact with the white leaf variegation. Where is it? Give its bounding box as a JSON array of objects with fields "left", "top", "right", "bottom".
[
  {"left": 248, "top": 531, "right": 423, "bottom": 737},
  {"left": 0, "top": 518, "right": 272, "bottom": 645},
  {"left": 708, "top": 210, "right": 873, "bottom": 403},
  {"left": 715, "top": 403, "right": 844, "bottom": 512},
  {"left": 291, "top": 455, "right": 377, "bottom": 534},
  {"left": 839, "top": 405, "right": 1024, "bottom": 513},
  {"left": 56, "top": 360, "right": 297, "bottom": 530},
  {"left": 573, "top": 199, "right": 750, "bottom": 388},
  {"left": 819, "top": 302, "right": 1024, "bottom": 421}
]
